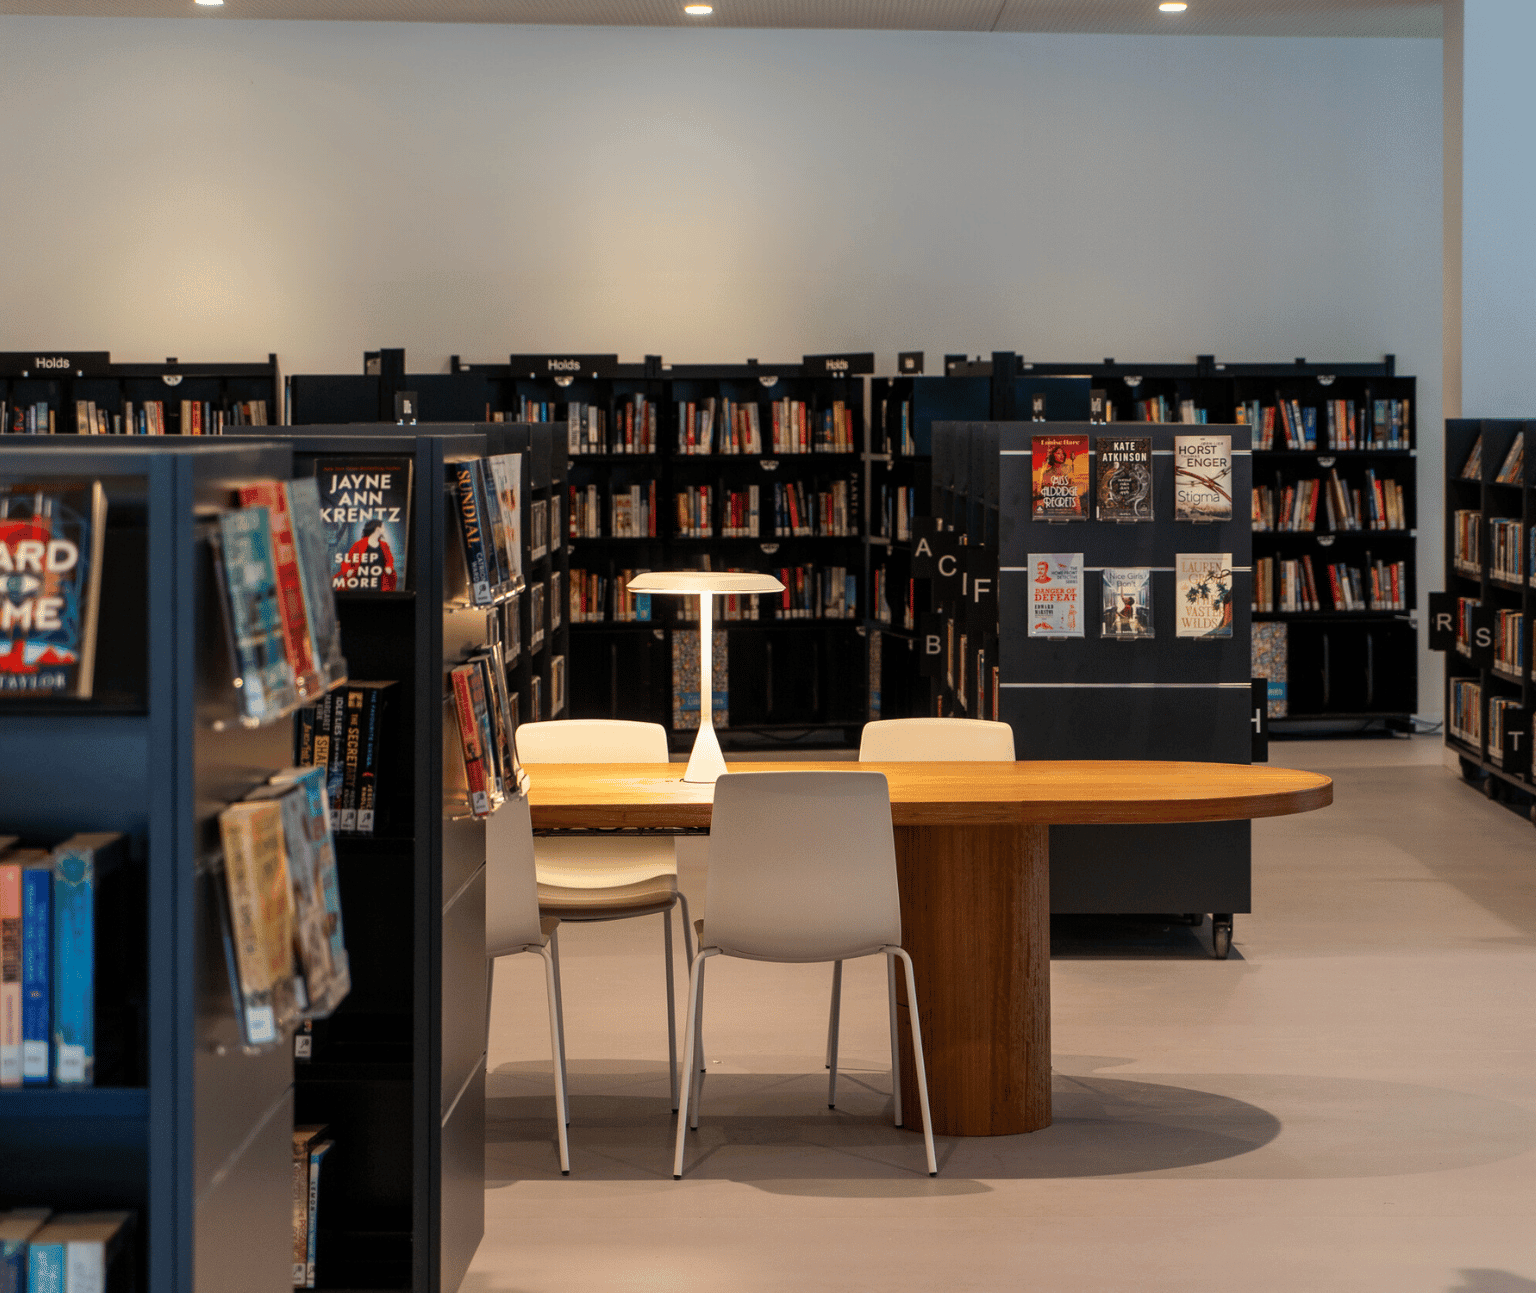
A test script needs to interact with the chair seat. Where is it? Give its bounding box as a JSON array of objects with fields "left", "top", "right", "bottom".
[
  {"left": 539, "top": 874, "right": 679, "bottom": 921},
  {"left": 533, "top": 835, "right": 678, "bottom": 890}
]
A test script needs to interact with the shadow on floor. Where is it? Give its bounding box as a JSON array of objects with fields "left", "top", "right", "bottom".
[
  {"left": 1447, "top": 1274, "right": 1536, "bottom": 1293},
  {"left": 1050, "top": 914, "right": 1237, "bottom": 959}
]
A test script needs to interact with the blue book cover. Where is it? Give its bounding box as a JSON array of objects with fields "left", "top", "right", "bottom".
[
  {"left": 23, "top": 1240, "right": 61, "bottom": 1293},
  {"left": 306, "top": 1140, "right": 334, "bottom": 1287},
  {"left": 51, "top": 835, "right": 122, "bottom": 1086},
  {"left": 450, "top": 462, "right": 493, "bottom": 605},
  {"left": 217, "top": 506, "right": 298, "bottom": 724},
  {"left": 21, "top": 860, "right": 51, "bottom": 1084}
]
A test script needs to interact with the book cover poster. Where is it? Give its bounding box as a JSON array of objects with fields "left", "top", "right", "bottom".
[
  {"left": 218, "top": 507, "right": 298, "bottom": 722},
  {"left": 315, "top": 459, "right": 413, "bottom": 592},
  {"left": 1252, "top": 621, "right": 1289, "bottom": 717},
  {"left": 1096, "top": 437, "right": 1153, "bottom": 522},
  {"left": 1101, "top": 567, "right": 1154, "bottom": 639},
  {"left": 1027, "top": 553, "right": 1084, "bottom": 638},
  {"left": 1174, "top": 435, "right": 1233, "bottom": 522},
  {"left": 1031, "top": 435, "right": 1090, "bottom": 521},
  {"left": 0, "top": 481, "right": 106, "bottom": 698},
  {"left": 1176, "top": 553, "right": 1234, "bottom": 638},
  {"left": 671, "top": 630, "right": 728, "bottom": 729},
  {"left": 487, "top": 454, "right": 523, "bottom": 585}
]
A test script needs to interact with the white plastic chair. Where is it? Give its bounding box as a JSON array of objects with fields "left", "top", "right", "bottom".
[
  {"left": 673, "top": 771, "right": 937, "bottom": 1179},
  {"left": 825, "top": 718, "right": 1017, "bottom": 1068},
  {"left": 515, "top": 719, "right": 695, "bottom": 1109},
  {"left": 485, "top": 790, "right": 570, "bottom": 1175}
]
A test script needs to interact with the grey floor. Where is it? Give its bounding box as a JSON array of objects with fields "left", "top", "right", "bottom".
[{"left": 469, "top": 738, "right": 1536, "bottom": 1292}]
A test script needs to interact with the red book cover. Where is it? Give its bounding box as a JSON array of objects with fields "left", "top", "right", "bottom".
[
  {"left": 1327, "top": 564, "right": 1345, "bottom": 610},
  {"left": 1030, "top": 434, "right": 1091, "bottom": 521},
  {"left": 0, "top": 861, "right": 19, "bottom": 1086},
  {"left": 1390, "top": 563, "right": 1402, "bottom": 609},
  {"left": 450, "top": 666, "right": 490, "bottom": 817},
  {"left": 1373, "top": 476, "right": 1388, "bottom": 528},
  {"left": 1306, "top": 479, "right": 1321, "bottom": 530},
  {"left": 237, "top": 483, "right": 321, "bottom": 698}
]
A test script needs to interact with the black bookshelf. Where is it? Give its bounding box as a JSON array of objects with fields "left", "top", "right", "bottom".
[
  {"left": 0, "top": 439, "right": 301, "bottom": 1293},
  {"left": 1440, "top": 418, "right": 1535, "bottom": 819},
  {"left": 928, "top": 421, "right": 1254, "bottom": 953},
  {"left": 1, "top": 350, "right": 281, "bottom": 435}
]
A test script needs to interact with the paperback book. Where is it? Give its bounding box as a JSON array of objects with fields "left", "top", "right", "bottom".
[
  {"left": 1030, "top": 435, "right": 1090, "bottom": 521},
  {"left": 1095, "top": 437, "right": 1153, "bottom": 522},
  {"left": 236, "top": 481, "right": 323, "bottom": 700},
  {"left": 216, "top": 506, "right": 299, "bottom": 723},
  {"left": 216, "top": 801, "right": 298, "bottom": 1047},
  {"left": 1176, "top": 553, "right": 1234, "bottom": 638},
  {"left": 1173, "top": 435, "right": 1233, "bottom": 522},
  {"left": 1027, "top": 554, "right": 1084, "bottom": 638},
  {"left": 284, "top": 478, "right": 349, "bottom": 691},
  {"left": 1100, "top": 567, "right": 1154, "bottom": 639},
  {"left": 316, "top": 458, "right": 412, "bottom": 593}
]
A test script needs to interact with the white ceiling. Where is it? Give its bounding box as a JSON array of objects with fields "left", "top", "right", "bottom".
[{"left": 0, "top": 0, "right": 1443, "bottom": 35}]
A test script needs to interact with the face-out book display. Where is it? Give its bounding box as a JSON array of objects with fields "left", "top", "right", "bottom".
[{"left": 316, "top": 458, "right": 414, "bottom": 593}]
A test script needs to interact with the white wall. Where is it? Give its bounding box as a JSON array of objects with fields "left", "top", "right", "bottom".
[{"left": 0, "top": 17, "right": 1445, "bottom": 713}]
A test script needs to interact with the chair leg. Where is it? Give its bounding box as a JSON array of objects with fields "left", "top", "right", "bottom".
[
  {"left": 664, "top": 907, "right": 679, "bottom": 1111},
  {"left": 689, "top": 955, "right": 707, "bottom": 1128},
  {"left": 534, "top": 944, "right": 571, "bottom": 1175},
  {"left": 827, "top": 960, "right": 843, "bottom": 1108},
  {"left": 677, "top": 891, "right": 704, "bottom": 1073},
  {"left": 550, "top": 929, "right": 569, "bottom": 1122},
  {"left": 824, "top": 960, "right": 843, "bottom": 1070},
  {"left": 673, "top": 949, "right": 714, "bottom": 1179},
  {"left": 886, "top": 952, "right": 903, "bottom": 1128},
  {"left": 892, "top": 948, "right": 937, "bottom": 1177}
]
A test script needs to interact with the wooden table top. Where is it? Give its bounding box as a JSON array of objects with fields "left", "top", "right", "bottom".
[{"left": 523, "top": 760, "right": 1333, "bottom": 830}]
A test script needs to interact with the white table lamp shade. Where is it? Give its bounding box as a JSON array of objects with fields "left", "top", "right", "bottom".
[{"left": 624, "top": 571, "right": 786, "bottom": 782}]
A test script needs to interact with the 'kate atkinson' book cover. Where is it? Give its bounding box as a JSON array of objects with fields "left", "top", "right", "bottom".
[
  {"left": 1030, "top": 435, "right": 1090, "bottom": 521},
  {"left": 1173, "top": 434, "right": 1233, "bottom": 522},
  {"left": 1027, "top": 553, "right": 1085, "bottom": 638},
  {"left": 315, "top": 458, "right": 413, "bottom": 593},
  {"left": 1101, "top": 567, "right": 1154, "bottom": 639},
  {"left": 216, "top": 506, "right": 298, "bottom": 724},
  {"left": 1176, "top": 553, "right": 1235, "bottom": 638},
  {"left": 0, "top": 480, "right": 107, "bottom": 698},
  {"left": 1095, "top": 437, "right": 1153, "bottom": 522}
]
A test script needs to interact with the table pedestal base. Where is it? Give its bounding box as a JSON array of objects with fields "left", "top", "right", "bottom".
[{"left": 893, "top": 823, "right": 1051, "bottom": 1137}]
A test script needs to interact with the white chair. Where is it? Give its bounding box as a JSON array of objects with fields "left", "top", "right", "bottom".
[
  {"left": 824, "top": 717, "right": 1017, "bottom": 1069},
  {"left": 515, "top": 719, "right": 695, "bottom": 1109},
  {"left": 485, "top": 790, "right": 570, "bottom": 1175},
  {"left": 673, "top": 771, "right": 937, "bottom": 1179}
]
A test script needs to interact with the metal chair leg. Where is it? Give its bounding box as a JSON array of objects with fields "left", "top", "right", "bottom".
[
  {"left": 827, "top": 959, "right": 843, "bottom": 1108},
  {"left": 677, "top": 891, "right": 704, "bottom": 1072},
  {"left": 886, "top": 952, "right": 903, "bottom": 1127},
  {"left": 689, "top": 956, "right": 707, "bottom": 1128},
  {"left": 673, "top": 949, "right": 715, "bottom": 1179},
  {"left": 892, "top": 947, "right": 937, "bottom": 1176},
  {"left": 664, "top": 907, "right": 679, "bottom": 1110},
  {"left": 535, "top": 943, "right": 571, "bottom": 1175},
  {"left": 550, "top": 929, "right": 569, "bottom": 1122}
]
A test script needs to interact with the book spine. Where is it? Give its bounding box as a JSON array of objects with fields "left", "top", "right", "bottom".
[
  {"left": 65, "top": 1242, "right": 106, "bottom": 1293},
  {"left": 323, "top": 691, "right": 346, "bottom": 831},
  {"left": 51, "top": 845, "right": 95, "bottom": 1085},
  {"left": 0, "top": 864, "right": 19, "bottom": 1086},
  {"left": 307, "top": 1141, "right": 333, "bottom": 1287},
  {"left": 20, "top": 865, "right": 50, "bottom": 1084},
  {"left": 339, "top": 687, "right": 363, "bottom": 833},
  {"left": 453, "top": 463, "right": 494, "bottom": 605},
  {"left": 238, "top": 486, "right": 319, "bottom": 696},
  {"left": 27, "top": 1243, "right": 64, "bottom": 1293},
  {"left": 356, "top": 685, "right": 385, "bottom": 836},
  {"left": 451, "top": 669, "right": 490, "bottom": 817},
  {"left": 293, "top": 1146, "right": 311, "bottom": 1284}
]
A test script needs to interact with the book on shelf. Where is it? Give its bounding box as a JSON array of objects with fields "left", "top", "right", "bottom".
[
  {"left": 530, "top": 499, "right": 549, "bottom": 560},
  {"left": 265, "top": 766, "right": 350, "bottom": 1012},
  {"left": 1173, "top": 435, "right": 1233, "bottom": 522},
  {"left": 0, "top": 861, "right": 18, "bottom": 1085},
  {"left": 1252, "top": 554, "right": 1321, "bottom": 613},
  {"left": 284, "top": 479, "right": 349, "bottom": 691},
  {"left": 1027, "top": 553, "right": 1084, "bottom": 637},
  {"left": 6, "top": 402, "right": 55, "bottom": 434},
  {"left": 1252, "top": 622, "right": 1289, "bottom": 717},
  {"left": 293, "top": 1125, "right": 328, "bottom": 1287},
  {"left": 449, "top": 664, "right": 495, "bottom": 818},
  {"left": 878, "top": 484, "right": 917, "bottom": 540},
  {"left": 293, "top": 683, "right": 392, "bottom": 837},
  {"left": 0, "top": 1209, "right": 51, "bottom": 1285},
  {"left": 51, "top": 833, "right": 129, "bottom": 1086},
  {"left": 236, "top": 482, "right": 325, "bottom": 700},
  {"left": 767, "top": 564, "right": 857, "bottom": 620},
  {"left": 551, "top": 654, "right": 566, "bottom": 717},
  {"left": 1100, "top": 567, "right": 1153, "bottom": 639},
  {"left": 530, "top": 582, "right": 546, "bottom": 649},
  {"left": 316, "top": 458, "right": 412, "bottom": 594},
  {"left": 1175, "top": 554, "right": 1234, "bottom": 638},
  {"left": 482, "top": 456, "right": 522, "bottom": 593},
  {"left": 215, "top": 505, "right": 299, "bottom": 723},
  {"left": 676, "top": 485, "right": 714, "bottom": 538},
  {"left": 1450, "top": 678, "right": 1482, "bottom": 745},
  {"left": 1490, "top": 519, "right": 1523, "bottom": 581},
  {"left": 1496, "top": 433, "right": 1525, "bottom": 484},
  {"left": 217, "top": 802, "right": 299, "bottom": 1048},
  {"left": 530, "top": 673, "right": 543, "bottom": 722},
  {"left": 1489, "top": 696, "right": 1521, "bottom": 764},
  {"left": 874, "top": 396, "right": 915, "bottom": 455},
  {"left": 1030, "top": 436, "right": 1090, "bottom": 521},
  {"left": 550, "top": 571, "right": 563, "bottom": 630},
  {"left": 602, "top": 482, "right": 658, "bottom": 538},
  {"left": 1461, "top": 435, "right": 1484, "bottom": 480},
  {"left": 1096, "top": 437, "right": 1153, "bottom": 522},
  {"left": 1494, "top": 608, "right": 1524, "bottom": 675},
  {"left": 721, "top": 485, "right": 760, "bottom": 538},
  {"left": 0, "top": 479, "right": 107, "bottom": 699},
  {"left": 562, "top": 395, "right": 657, "bottom": 454},
  {"left": 1453, "top": 510, "right": 1481, "bottom": 574},
  {"left": 678, "top": 396, "right": 763, "bottom": 455},
  {"left": 303, "top": 1139, "right": 333, "bottom": 1288},
  {"left": 23, "top": 1211, "right": 133, "bottom": 1293},
  {"left": 450, "top": 460, "right": 495, "bottom": 604},
  {"left": 671, "top": 629, "right": 728, "bottom": 730}
]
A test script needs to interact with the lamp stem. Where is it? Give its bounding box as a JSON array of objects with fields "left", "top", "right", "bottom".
[{"left": 683, "top": 591, "right": 727, "bottom": 783}]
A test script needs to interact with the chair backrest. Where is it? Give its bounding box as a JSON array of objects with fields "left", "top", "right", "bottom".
[
  {"left": 859, "top": 717, "right": 1015, "bottom": 762},
  {"left": 517, "top": 719, "right": 670, "bottom": 764},
  {"left": 485, "top": 792, "right": 545, "bottom": 956},
  {"left": 704, "top": 771, "right": 901, "bottom": 962}
]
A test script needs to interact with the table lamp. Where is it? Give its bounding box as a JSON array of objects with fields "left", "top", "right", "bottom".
[{"left": 624, "top": 570, "right": 786, "bottom": 783}]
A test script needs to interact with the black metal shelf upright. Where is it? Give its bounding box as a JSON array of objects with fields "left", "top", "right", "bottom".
[{"left": 0, "top": 439, "right": 301, "bottom": 1293}]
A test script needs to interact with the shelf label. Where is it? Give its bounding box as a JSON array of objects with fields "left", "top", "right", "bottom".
[
  {"left": 802, "top": 352, "right": 874, "bottom": 376},
  {"left": 1502, "top": 710, "right": 1533, "bottom": 777},
  {"left": 508, "top": 354, "right": 620, "bottom": 380},
  {"left": 0, "top": 351, "right": 111, "bottom": 377},
  {"left": 898, "top": 351, "right": 924, "bottom": 375},
  {"left": 1427, "top": 592, "right": 1454, "bottom": 651}
]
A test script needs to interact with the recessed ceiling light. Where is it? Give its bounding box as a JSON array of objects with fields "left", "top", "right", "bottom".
[
  {"left": 195, "top": 0, "right": 224, "bottom": 6},
  {"left": 684, "top": 4, "right": 712, "bottom": 13},
  {"left": 1159, "top": 2, "right": 1188, "bottom": 10}
]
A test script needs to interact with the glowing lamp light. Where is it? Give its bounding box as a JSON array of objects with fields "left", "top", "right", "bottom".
[
  {"left": 684, "top": 4, "right": 713, "bottom": 13},
  {"left": 1159, "top": 2, "right": 1188, "bottom": 11}
]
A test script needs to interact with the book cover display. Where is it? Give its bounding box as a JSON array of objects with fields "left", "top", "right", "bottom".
[
  {"left": 1095, "top": 437, "right": 1153, "bottom": 522},
  {"left": 1252, "top": 622, "right": 1289, "bottom": 717},
  {"left": 216, "top": 801, "right": 298, "bottom": 1047},
  {"left": 283, "top": 478, "right": 349, "bottom": 691},
  {"left": 1174, "top": 435, "right": 1233, "bottom": 522},
  {"left": 1031, "top": 435, "right": 1090, "bottom": 521},
  {"left": 1027, "top": 553, "right": 1084, "bottom": 638},
  {"left": 216, "top": 506, "right": 299, "bottom": 724},
  {"left": 1100, "top": 567, "right": 1154, "bottom": 639},
  {"left": 450, "top": 461, "right": 495, "bottom": 605},
  {"left": 671, "top": 630, "right": 728, "bottom": 730},
  {"left": 316, "top": 458, "right": 413, "bottom": 593},
  {"left": 0, "top": 480, "right": 107, "bottom": 698},
  {"left": 235, "top": 481, "right": 322, "bottom": 700},
  {"left": 486, "top": 454, "right": 524, "bottom": 587},
  {"left": 1176, "top": 553, "right": 1235, "bottom": 638}
]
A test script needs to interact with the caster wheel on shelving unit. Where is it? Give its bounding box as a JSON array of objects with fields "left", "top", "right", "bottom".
[
  {"left": 1460, "top": 756, "right": 1488, "bottom": 788},
  {"left": 1211, "top": 915, "right": 1233, "bottom": 960}
]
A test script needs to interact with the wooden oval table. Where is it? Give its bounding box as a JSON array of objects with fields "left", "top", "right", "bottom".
[{"left": 524, "top": 759, "right": 1332, "bottom": 1138}]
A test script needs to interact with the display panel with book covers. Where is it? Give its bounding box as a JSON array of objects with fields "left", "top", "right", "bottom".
[{"left": 316, "top": 458, "right": 413, "bottom": 592}]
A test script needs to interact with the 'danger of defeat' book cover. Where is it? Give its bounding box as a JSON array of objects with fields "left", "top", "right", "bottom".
[
  {"left": 1027, "top": 553, "right": 1084, "bottom": 638},
  {"left": 1031, "top": 435, "right": 1090, "bottom": 521},
  {"left": 315, "top": 459, "right": 413, "bottom": 593}
]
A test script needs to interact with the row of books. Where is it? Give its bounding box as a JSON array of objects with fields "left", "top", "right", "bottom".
[
  {"left": 448, "top": 643, "right": 524, "bottom": 819},
  {"left": 0, "top": 834, "right": 125, "bottom": 1088},
  {"left": 873, "top": 398, "right": 917, "bottom": 456},
  {"left": 1459, "top": 433, "right": 1528, "bottom": 483},
  {"left": 1489, "top": 695, "right": 1522, "bottom": 765},
  {"left": 1493, "top": 608, "right": 1523, "bottom": 676},
  {"left": 3, "top": 401, "right": 54, "bottom": 434},
  {"left": 449, "top": 454, "right": 525, "bottom": 606},
  {"left": 676, "top": 397, "right": 760, "bottom": 455},
  {"left": 1453, "top": 508, "right": 1481, "bottom": 574},
  {"left": 777, "top": 564, "right": 858, "bottom": 620},
  {"left": 1242, "top": 397, "right": 1411, "bottom": 450},
  {"left": 292, "top": 1125, "right": 333, "bottom": 1288},
  {"left": 1125, "top": 395, "right": 1207, "bottom": 424},
  {"left": 1489, "top": 518, "right": 1523, "bottom": 581},
  {"left": 773, "top": 479, "right": 857, "bottom": 537},
  {"left": 720, "top": 486, "right": 760, "bottom": 538},
  {"left": 872, "top": 566, "right": 916, "bottom": 630},
  {"left": 877, "top": 484, "right": 918, "bottom": 541},
  {"left": 568, "top": 568, "right": 653, "bottom": 623},
  {"left": 1450, "top": 678, "right": 1483, "bottom": 746},
  {"left": 74, "top": 398, "right": 270, "bottom": 435},
  {"left": 0, "top": 1209, "right": 132, "bottom": 1291},
  {"left": 1252, "top": 469, "right": 1408, "bottom": 532},
  {"left": 216, "top": 764, "right": 351, "bottom": 1048},
  {"left": 567, "top": 481, "right": 660, "bottom": 539},
  {"left": 1456, "top": 597, "right": 1482, "bottom": 655},
  {"left": 293, "top": 683, "right": 395, "bottom": 836},
  {"left": 1252, "top": 555, "right": 1406, "bottom": 612},
  {"left": 561, "top": 397, "right": 659, "bottom": 455}
]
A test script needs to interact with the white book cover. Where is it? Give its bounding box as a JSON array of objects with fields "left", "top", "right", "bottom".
[
  {"left": 1027, "top": 553, "right": 1085, "bottom": 638},
  {"left": 1173, "top": 434, "right": 1233, "bottom": 521},
  {"left": 1176, "top": 553, "right": 1235, "bottom": 638}
]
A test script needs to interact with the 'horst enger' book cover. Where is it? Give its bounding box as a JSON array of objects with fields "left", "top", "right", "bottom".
[{"left": 1173, "top": 434, "right": 1233, "bottom": 522}]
